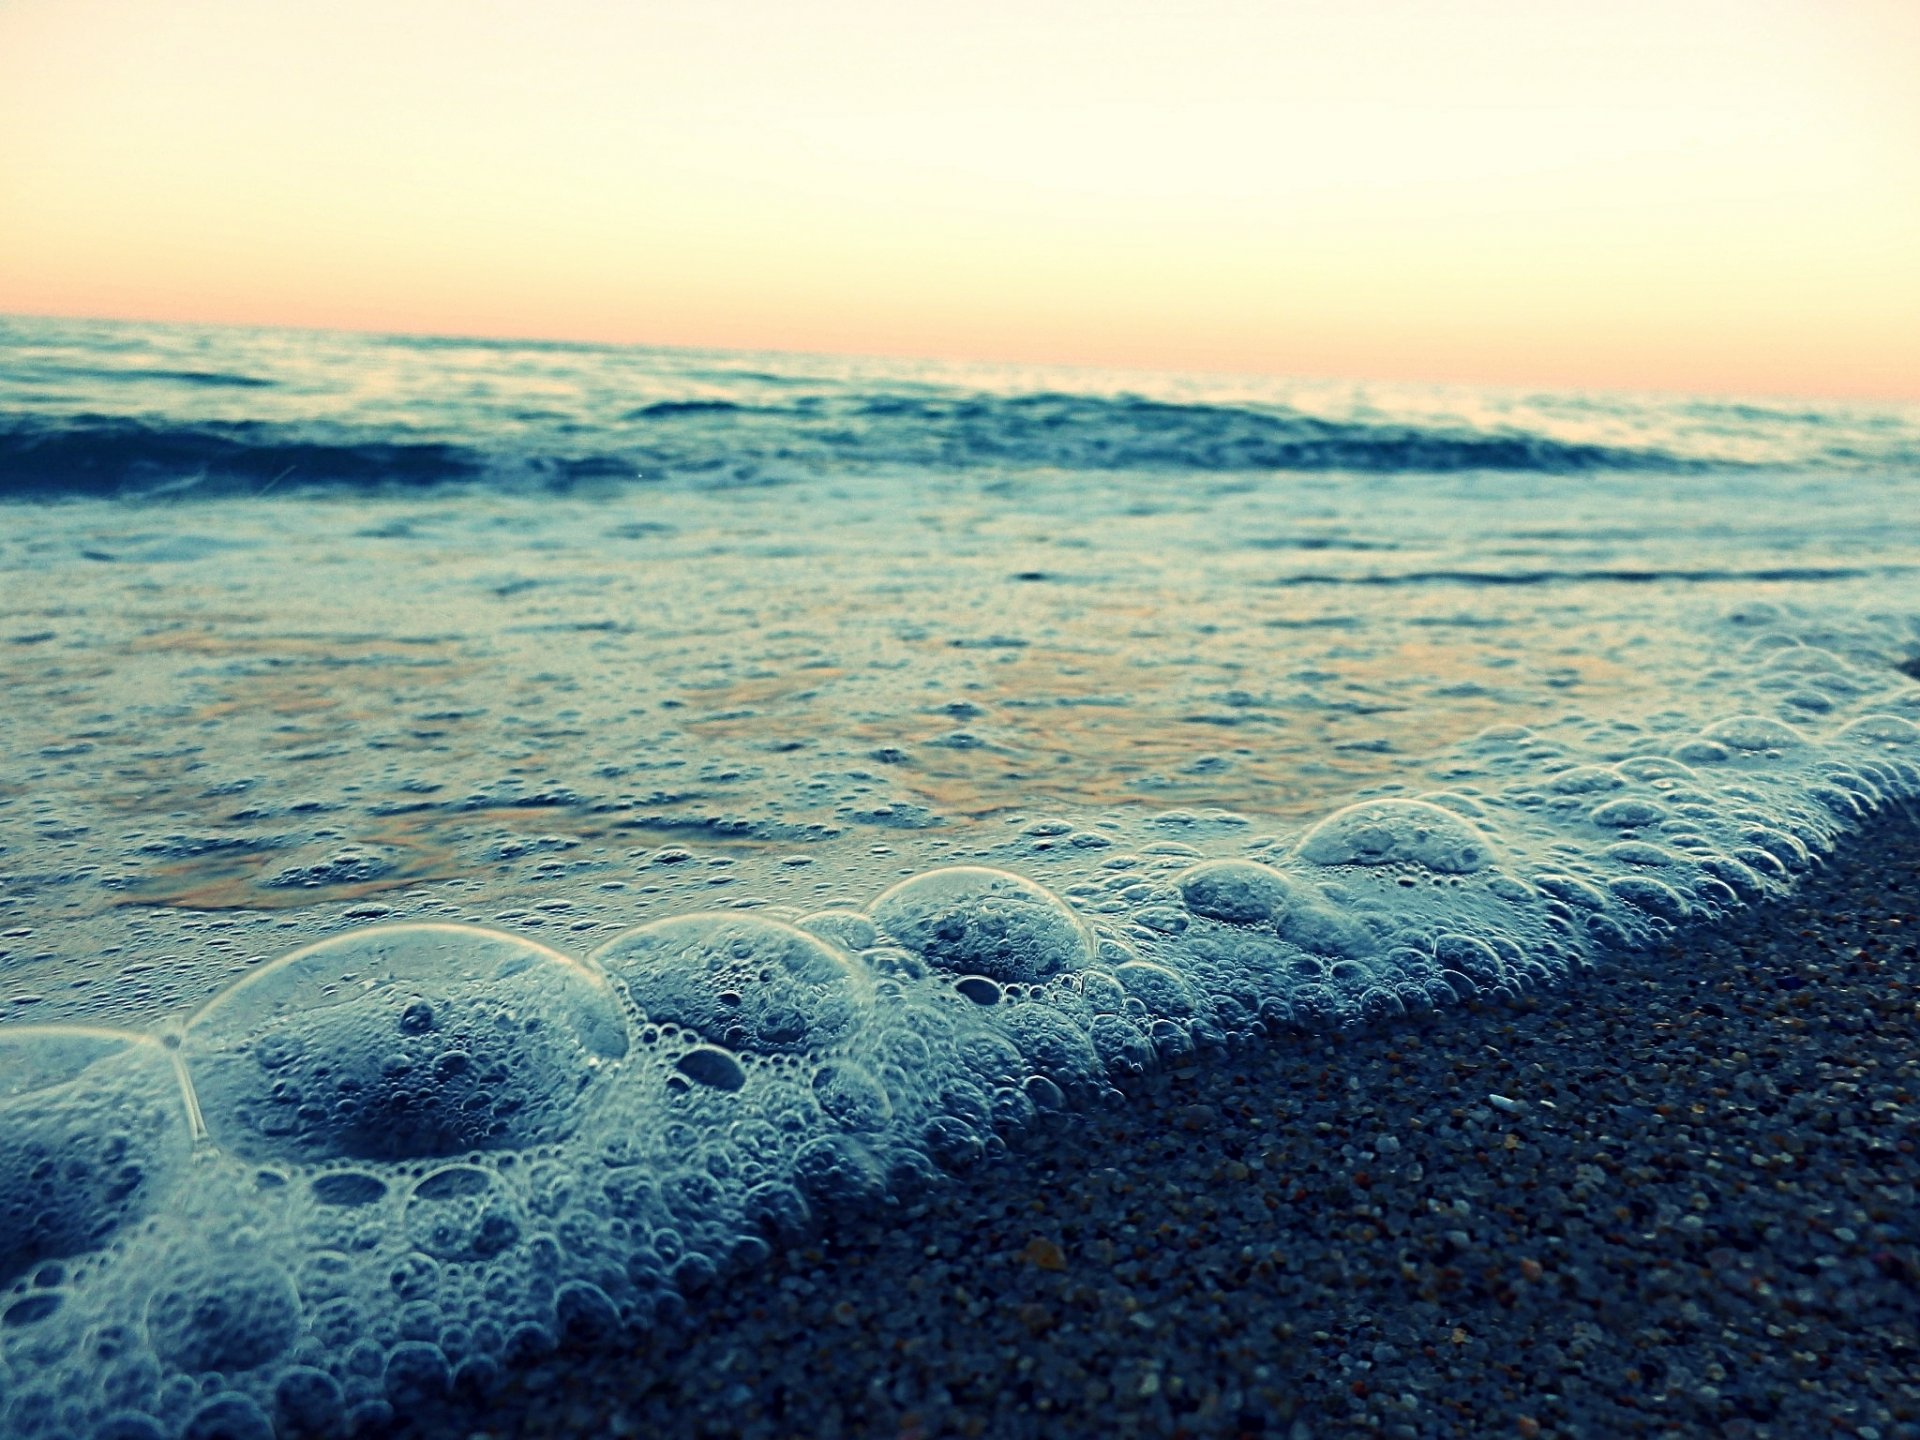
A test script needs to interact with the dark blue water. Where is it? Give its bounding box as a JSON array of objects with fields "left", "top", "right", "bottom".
[{"left": 4, "top": 314, "right": 1916, "bottom": 498}]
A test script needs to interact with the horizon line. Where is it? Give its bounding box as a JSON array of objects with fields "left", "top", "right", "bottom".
[{"left": 4, "top": 301, "right": 1916, "bottom": 410}]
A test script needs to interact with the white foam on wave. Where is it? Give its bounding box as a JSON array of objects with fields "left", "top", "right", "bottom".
[{"left": 3, "top": 627, "right": 1919, "bottom": 1438}]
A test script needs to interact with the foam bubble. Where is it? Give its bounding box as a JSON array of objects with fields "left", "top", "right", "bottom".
[
  {"left": 1294, "top": 799, "right": 1495, "bottom": 873},
  {"left": 808, "top": 1062, "right": 893, "bottom": 1132},
  {"left": 181, "top": 1394, "right": 275, "bottom": 1440},
  {"left": 1700, "top": 715, "right": 1808, "bottom": 752},
  {"left": 1175, "top": 859, "right": 1301, "bottom": 925},
  {"left": 796, "top": 910, "right": 878, "bottom": 952},
  {"left": 1549, "top": 766, "right": 1625, "bottom": 795},
  {"left": 996, "top": 1003, "right": 1101, "bottom": 1081},
  {"left": 1114, "top": 961, "right": 1199, "bottom": 1018},
  {"left": 1272, "top": 900, "right": 1377, "bottom": 960},
  {"left": 673, "top": 1046, "right": 748, "bottom": 1092},
  {"left": 869, "top": 867, "right": 1096, "bottom": 983},
  {"left": 271, "top": 1366, "right": 347, "bottom": 1438},
  {"left": 0, "top": 1026, "right": 192, "bottom": 1287},
  {"left": 144, "top": 1255, "right": 302, "bottom": 1374},
  {"left": 182, "top": 925, "right": 628, "bottom": 1163},
  {"left": 404, "top": 1166, "right": 522, "bottom": 1262},
  {"left": 592, "top": 914, "right": 871, "bottom": 1055},
  {"left": 1608, "top": 875, "right": 1691, "bottom": 920},
  {"left": 1589, "top": 798, "right": 1669, "bottom": 828},
  {"left": 1087, "top": 1013, "right": 1155, "bottom": 1075},
  {"left": 790, "top": 1134, "right": 886, "bottom": 1205},
  {"left": 1840, "top": 714, "right": 1920, "bottom": 746},
  {"left": 1761, "top": 645, "right": 1852, "bottom": 674}
]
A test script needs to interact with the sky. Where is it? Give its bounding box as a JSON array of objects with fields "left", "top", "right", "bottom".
[{"left": 2, "top": 0, "right": 1917, "bottom": 399}]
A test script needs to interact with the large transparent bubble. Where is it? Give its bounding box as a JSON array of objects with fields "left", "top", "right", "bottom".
[
  {"left": 1294, "top": 798, "right": 1495, "bottom": 873},
  {"left": 0, "top": 1026, "right": 193, "bottom": 1286},
  {"left": 181, "top": 924, "right": 629, "bottom": 1163},
  {"left": 592, "top": 913, "right": 872, "bottom": 1055},
  {"left": 868, "top": 867, "right": 1096, "bottom": 983},
  {"left": 1839, "top": 714, "right": 1920, "bottom": 747},
  {"left": 1699, "top": 714, "right": 1809, "bottom": 752},
  {"left": 1175, "top": 859, "right": 1302, "bottom": 925},
  {"left": 1172, "top": 857, "right": 1378, "bottom": 963}
]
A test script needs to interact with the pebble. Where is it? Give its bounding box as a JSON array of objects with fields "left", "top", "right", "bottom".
[{"left": 1018, "top": 1238, "right": 1068, "bottom": 1273}]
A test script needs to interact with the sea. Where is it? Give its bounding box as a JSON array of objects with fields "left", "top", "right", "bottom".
[{"left": 1, "top": 312, "right": 1917, "bottom": 1438}]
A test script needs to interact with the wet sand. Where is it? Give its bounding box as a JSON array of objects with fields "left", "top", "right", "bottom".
[{"left": 389, "top": 811, "right": 1920, "bottom": 1440}]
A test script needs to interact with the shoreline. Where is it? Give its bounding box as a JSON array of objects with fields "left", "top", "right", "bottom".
[{"left": 392, "top": 812, "right": 1920, "bottom": 1440}]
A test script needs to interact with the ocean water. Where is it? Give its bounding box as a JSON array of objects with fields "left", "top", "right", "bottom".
[{"left": 2, "top": 313, "right": 1918, "bottom": 1438}]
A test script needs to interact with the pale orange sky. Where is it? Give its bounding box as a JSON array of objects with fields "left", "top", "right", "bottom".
[{"left": 2, "top": 0, "right": 1917, "bottom": 399}]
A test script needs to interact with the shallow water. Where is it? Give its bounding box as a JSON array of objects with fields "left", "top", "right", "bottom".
[{"left": 1, "top": 315, "right": 1918, "bottom": 1437}]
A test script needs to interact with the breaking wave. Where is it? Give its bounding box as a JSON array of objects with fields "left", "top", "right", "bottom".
[{"left": 0, "top": 396, "right": 1697, "bottom": 499}]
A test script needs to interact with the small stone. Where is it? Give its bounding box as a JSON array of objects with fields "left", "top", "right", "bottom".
[
  {"left": 1017, "top": 1302, "right": 1056, "bottom": 1335},
  {"left": 1019, "top": 1238, "right": 1068, "bottom": 1272}
]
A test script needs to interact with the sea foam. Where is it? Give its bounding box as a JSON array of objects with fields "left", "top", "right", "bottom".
[{"left": 3, "top": 634, "right": 1917, "bottom": 1438}]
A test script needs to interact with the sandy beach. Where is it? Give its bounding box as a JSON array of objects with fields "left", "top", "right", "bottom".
[{"left": 377, "top": 812, "right": 1920, "bottom": 1440}]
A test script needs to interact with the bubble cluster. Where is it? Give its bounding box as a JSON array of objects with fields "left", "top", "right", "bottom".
[
  {"left": 1294, "top": 799, "right": 1496, "bottom": 873},
  {"left": 1176, "top": 859, "right": 1301, "bottom": 926},
  {"left": 869, "top": 867, "right": 1096, "bottom": 982},
  {"left": 591, "top": 914, "right": 868, "bottom": 1055},
  {"left": 182, "top": 925, "right": 628, "bottom": 1163},
  {"left": 3, "top": 622, "right": 1919, "bottom": 1438},
  {"left": 0, "top": 1027, "right": 191, "bottom": 1288}
]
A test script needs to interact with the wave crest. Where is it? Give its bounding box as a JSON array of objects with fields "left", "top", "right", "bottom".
[{"left": 0, "top": 392, "right": 1694, "bottom": 498}]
